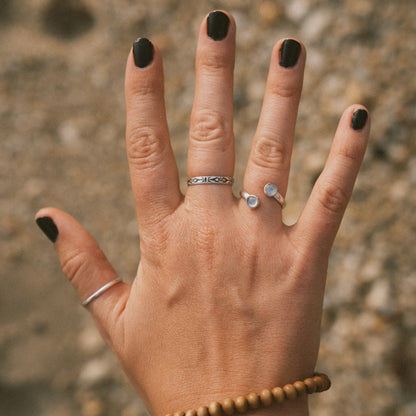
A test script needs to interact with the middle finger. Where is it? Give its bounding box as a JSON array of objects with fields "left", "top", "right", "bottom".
[{"left": 186, "top": 11, "right": 236, "bottom": 205}]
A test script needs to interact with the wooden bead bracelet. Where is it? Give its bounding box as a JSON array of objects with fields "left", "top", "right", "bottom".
[{"left": 165, "top": 372, "right": 331, "bottom": 416}]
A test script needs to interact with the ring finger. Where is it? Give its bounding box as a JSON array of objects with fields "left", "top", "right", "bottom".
[{"left": 243, "top": 39, "right": 306, "bottom": 217}]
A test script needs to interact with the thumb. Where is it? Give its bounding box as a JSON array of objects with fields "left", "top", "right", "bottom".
[{"left": 35, "top": 207, "right": 130, "bottom": 346}]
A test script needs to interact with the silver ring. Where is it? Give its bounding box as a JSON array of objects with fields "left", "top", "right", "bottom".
[
  {"left": 187, "top": 176, "right": 234, "bottom": 186},
  {"left": 264, "top": 183, "right": 286, "bottom": 208},
  {"left": 81, "top": 277, "right": 122, "bottom": 307},
  {"left": 240, "top": 191, "right": 260, "bottom": 209}
]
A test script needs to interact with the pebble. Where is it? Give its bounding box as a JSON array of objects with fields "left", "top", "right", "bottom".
[
  {"left": 78, "top": 357, "right": 113, "bottom": 387},
  {"left": 285, "top": 0, "right": 312, "bottom": 22},
  {"left": 365, "top": 279, "right": 392, "bottom": 314},
  {"left": 300, "top": 9, "right": 332, "bottom": 41},
  {"left": 78, "top": 325, "right": 106, "bottom": 355},
  {"left": 258, "top": 1, "right": 282, "bottom": 26},
  {"left": 82, "top": 397, "right": 104, "bottom": 416}
]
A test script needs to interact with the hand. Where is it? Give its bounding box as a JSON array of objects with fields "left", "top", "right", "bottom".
[{"left": 36, "top": 10, "right": 370, "bottom": 416}]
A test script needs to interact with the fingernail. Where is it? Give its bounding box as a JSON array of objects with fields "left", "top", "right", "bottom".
[
  {"left": 351, "top": 109, "right": 368, "bottom": 130},
  {"left": 207, "top": 11, "right": 230, "bottom": 41},
  {"left": 133, "top": 38, "right": 154, "bottom": 68},
  {"left": 279, "top": 39, "right": 301, "bottom": 68},
  {"left": 36, "top": 216, "right": 59, "bottom": 243}
]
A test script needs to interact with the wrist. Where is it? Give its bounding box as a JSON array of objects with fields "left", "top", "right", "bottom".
[{"left": 160, "top": 373, "right": 329, "bottom": 416}]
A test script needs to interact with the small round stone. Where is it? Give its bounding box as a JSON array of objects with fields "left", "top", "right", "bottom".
[
  {"left": 185, "top": 410, "right": 197, "bottom": 416},
  {"left": 264, "top": 183, "right": 277, "bottom": 197},
  {"left": 247, "top": 195, "right": 259, "bottom": 208}
]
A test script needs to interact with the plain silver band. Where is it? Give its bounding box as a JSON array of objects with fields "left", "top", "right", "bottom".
[
  {"left": 187, "top": 176, "right": 234, "bottom": 186},
  {"left": 81, "top": 277, "right": 122, "bottom": 307}
]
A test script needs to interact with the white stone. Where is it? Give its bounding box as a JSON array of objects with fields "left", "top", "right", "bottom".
[
  {"left": 247, "top": 195, "right": 259, "bottom": 208},
  {"left": 264, "top": 183, "right": 277, "bottom": 197}
]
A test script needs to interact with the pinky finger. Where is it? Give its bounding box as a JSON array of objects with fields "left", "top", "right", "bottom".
[
  {"left": 294, "top": 105, "right": 370, "bottom": 257},
  {"left": 35, "top": 207, "right": 130, "bottom": 347}
]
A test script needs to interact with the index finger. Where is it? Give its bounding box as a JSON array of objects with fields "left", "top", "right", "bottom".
[{"left": 125, "top": 38, "right": 181, "bottom": 229}]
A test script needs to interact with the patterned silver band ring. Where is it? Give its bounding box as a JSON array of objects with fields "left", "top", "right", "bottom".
[
  {"left": 81, "top": 277, "right": 122, "bottom": 307},
  {"left": 187, "top": 176, "right": 234, "bottom": 185},
  {"left": 264, "top": 183, "right": 286, "bottom": 208}
]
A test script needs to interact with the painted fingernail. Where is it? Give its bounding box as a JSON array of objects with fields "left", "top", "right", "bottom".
[
  {"left": 279, "top": 39, "right": 301, "bottom": 68},
  {"left": 133, "top": 38, "right": 154, "bottom": 68},
  {"left": 36, "top": 216, "right": 59, "bottom": 243},
  {"left": 351, "top": 109, "right": 368, "bottom": 130},
  {"left": 207, "top": 11, "right": 230, "bottom": 41}
]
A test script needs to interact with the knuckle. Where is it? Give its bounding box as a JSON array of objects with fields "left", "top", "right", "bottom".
[
  {"left": 198, "top": 51, "right": 231, "bottom": 73},
  {"left": 126, "top": 126, "right": 166, "bottom": 170},
  {"left": 269, "top": 80, "right": 301, "bottom": 99},
  {"left": 190, "top": 109, "right": 231, "bottom": 150},
  {"left": 316, "top": 181, "right": 349, "bottom": 215},
  {"left": 337, "top": 144, "right": 361, "bottom": 164},
  {"left": 252, "top": 133, "right": 288, "bottom": 169},
  {"left": 127, "top": 77, "right": 160, "bottom": 101},
  {"left": 61, "top": 249, "right": 91, "bottom": 282}
]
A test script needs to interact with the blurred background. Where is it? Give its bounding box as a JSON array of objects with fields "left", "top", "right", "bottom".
[{"left": 1, "top": 0, "right": 415, "bottom": 415}]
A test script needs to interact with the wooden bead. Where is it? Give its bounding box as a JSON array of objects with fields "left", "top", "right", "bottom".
[
  {"left": 259, "top": 389, "right": 273, "bottom": 407},
  {"left": 234, "top": 396, "right": 248, "bottom": 413},
  {"left": 208, "top": 402, "right": 222, "bottom": 416},
  {"left": 246, "top": 393, "right": 260, "bottom": 409},
  {"left": 313, "top": 376, "right": 324, "bottom": 392},
  {"left": 164, "top": 373, "right": 331, "bottom": 416},
  {"left": 283, "top": 384, "right": 298, "bottom": 401},
  {"left": 303, "top": 378, "right": 317, "bottom": 394},
  {"left": 318, "top": 374, "right": 331, "bottom": 391},
  {"left": 271, "top": 386, "right": 285, "bottom": 403},
  {"left": 293, "top": 381, "right": 306, "bottom": 395},
  {"left": 197, "top": 407, "right": 209, "bottom": 416},
  {"left": 221, "top": 398, "right": 235, "bottom": 415}
]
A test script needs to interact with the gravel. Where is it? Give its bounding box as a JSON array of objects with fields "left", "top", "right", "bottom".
[{"left": 1, "top": 0, "right": 415, "bottom": 415}]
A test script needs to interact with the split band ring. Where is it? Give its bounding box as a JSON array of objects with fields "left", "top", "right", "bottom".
[
  {"left": 81, "top": 277, "right": 123, "bottom": 307},
  {"left": 187, "top": 176, "right": 234, "bottom": 185},
  {"left": 264, "top": 183, "right": 286, "bottom": 208}
]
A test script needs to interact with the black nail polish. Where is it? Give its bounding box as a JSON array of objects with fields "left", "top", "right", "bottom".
[
  {"left": 279, "top": 39, "right": 301, "bottom": 68},
  {"left": 133, "top": 38, "right": 154, "bottom": 68},
  {"left": 351, "top": 109, "right": 368, "bottom": 130},
  {"left": 36, "top": 217, "right": 59, "bottom": 243},
  {"left": 207, "top": 11, "right": 230, "bottom": 41}
]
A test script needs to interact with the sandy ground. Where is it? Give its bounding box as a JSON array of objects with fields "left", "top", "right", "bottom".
[{"left": 1, "top": 0, "right": 416, "bottom": 415}]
